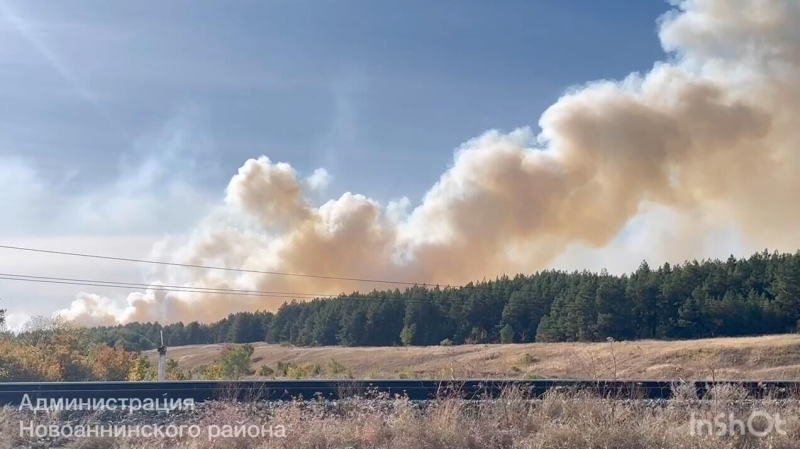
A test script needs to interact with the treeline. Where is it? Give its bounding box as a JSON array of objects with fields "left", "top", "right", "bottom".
[
  {"left": 0, "top": 318, "right": 157, "bottom": 382},
  {"left": 81, "top": 250, "right": 800, "bottom": 350}
]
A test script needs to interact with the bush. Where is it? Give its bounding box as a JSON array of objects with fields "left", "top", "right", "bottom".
[
  {"left": 326, "top": 359, "right": 348, "bottom": 377},
  {"left": 0, "top": 317, "right": 141, "bottom": 382},
  {"left": 398, "top": 367, "right": 417, "bottom": 379},
  {"left": 201, "top": 344, "right": 255, "bottom": 380},
  {"left": 259, "top": 365, "right": 275, "bottom": 377},
  {"left": 518, "top": 353, "right": 538, "bottom": 366},
  {"left": 89, "top": 345, "right": 138, "bottom": 380},
  {"left": 274, "top": 361, "right": 287, "bottom": 376},
  {"left": 267, "top": 361, "right": 326, "bottom": 378},
  {"left": 127, "top": 355, "right": 156, "bottom": 381},
  {"left": 166, "top": 358, "right": 188, "bottom": 380},
  {"left": 199, "top": 364, "right": 225, "bottom": 380},
  {"left": 439, "top": 338, "right": 453, "bottom": 346},
  {"left": 286, "top": 362, "right": 321, "bottom": 379}
]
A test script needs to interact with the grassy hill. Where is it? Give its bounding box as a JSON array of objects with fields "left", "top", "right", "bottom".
[{"left": 147, "top": 334, "right": 800, "bottom": 380}]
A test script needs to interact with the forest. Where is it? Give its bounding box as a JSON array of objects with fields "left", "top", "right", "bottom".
[{"left": 70, "top": 250, "right": 800, "bottom": 350}]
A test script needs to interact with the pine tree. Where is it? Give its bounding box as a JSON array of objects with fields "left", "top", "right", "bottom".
[
  {"left": 400, "top": 324, "right": 416, "bottom": 346},
  {"left": 67, "top": 250, "right": 800, "bottom": 347},
  {"left": 535, "top": 314, "right": 561, "bottom": 342},
  {"left": 499, "top": 323, "right": 515, "bottom": 343},
  {"left": 772, "top": 253, "right": 800, "bottom": 329}
]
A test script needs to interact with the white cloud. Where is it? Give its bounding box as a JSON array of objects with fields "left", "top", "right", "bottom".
[{"left": 306, "top": 168, "right": 332, "bottom": 191}]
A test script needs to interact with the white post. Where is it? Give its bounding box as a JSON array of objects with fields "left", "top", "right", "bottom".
[{"left": 157, "top": 330, "right": 167, "bottom": 381}]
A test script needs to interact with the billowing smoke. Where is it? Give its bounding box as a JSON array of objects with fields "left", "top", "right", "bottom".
[{"left": 59, "top": 0, "right": 800, "bottom": 325}]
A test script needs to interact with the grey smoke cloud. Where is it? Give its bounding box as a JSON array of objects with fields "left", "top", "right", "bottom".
[{"left": 59, "top": 0, "right": 800, "bottom": 325}]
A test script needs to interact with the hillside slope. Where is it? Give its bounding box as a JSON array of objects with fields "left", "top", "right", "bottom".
[{"left": 147, "top": 334, "right": 800, "bottom": 380}]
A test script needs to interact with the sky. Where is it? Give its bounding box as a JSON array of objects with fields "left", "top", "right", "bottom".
[{"left": 0, "top": 0, "right": 685, "bottom": 328}]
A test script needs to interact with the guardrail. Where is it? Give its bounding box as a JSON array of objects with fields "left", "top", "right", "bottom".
[{"left": 1, "top": 379, "right": 798, "bottom": 406}]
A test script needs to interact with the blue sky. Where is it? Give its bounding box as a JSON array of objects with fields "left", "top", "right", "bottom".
[
  {"left": 0, "top": 0, "right": 674, "bottom": 327},
  {"left": 1, "top": 0, "right": 669, "bottom": 210}
]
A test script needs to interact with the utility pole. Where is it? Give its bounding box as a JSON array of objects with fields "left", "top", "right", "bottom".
[{"left": 157, "top": 330, "right": 167, "bottom": 381}]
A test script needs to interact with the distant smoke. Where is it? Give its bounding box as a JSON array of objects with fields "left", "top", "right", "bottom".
[{"left": 59, "top": 0, "right": 800, "bottom": 325}]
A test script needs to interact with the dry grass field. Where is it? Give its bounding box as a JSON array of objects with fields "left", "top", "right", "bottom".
[
  {"left": 5, "top": 386, "right": 800, "bottom": 448},
  {"left": 149, "top": 334, "right": 800, "bottom": 380}
]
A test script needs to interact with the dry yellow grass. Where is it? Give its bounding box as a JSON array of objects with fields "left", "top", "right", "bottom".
[
  {"left": 149, "top": 334, "right": 800, "bottom": 380},
  {"left": 5, "top": 388, "right": 800, "bottom": 448}
]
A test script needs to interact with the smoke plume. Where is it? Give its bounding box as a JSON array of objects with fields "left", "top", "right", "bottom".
[{"left": 59, "top": 0, "right": 800, "bottom": 325}]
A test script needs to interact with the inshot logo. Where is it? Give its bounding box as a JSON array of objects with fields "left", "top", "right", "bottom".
[{"left": 690, "top": 412, "right": 787, "bottom": 437}]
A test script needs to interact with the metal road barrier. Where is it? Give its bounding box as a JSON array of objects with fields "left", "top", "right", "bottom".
[{"left": 1, "top": 379, "right": 799, "bottom": 406}]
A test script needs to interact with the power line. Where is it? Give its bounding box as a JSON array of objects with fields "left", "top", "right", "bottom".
[
  {"left": 0, "top": 275, "right": 317, "bottom": 300},
  {"left": 0, "top": 273, "right": 323, "bottom": 298},
  {"left": 0, "top": 244, "right": 425, "bottom": 287},
  {"left": 0, "top": 272, "right": 487, "bottom": 306},
  {"left": 0, "top": 243, "right": 551, "bottom": 297}
]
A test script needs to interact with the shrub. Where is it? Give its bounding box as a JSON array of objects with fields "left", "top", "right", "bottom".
[
  {"left": 326, "top": 359, "right": 348, "bottom": 377},
  {"left": 166, "top": 358, "right": 188, "bottom": 380},
  {"left": 200, "top": 344, "right": 255, "bottom": 380},
  {"left": 519, "top": 353, "right": 538, "bottom": 366},
  {"left": 398, "top": 367, "right": 417, "bottom": 379},
  {"left": 286, "top": 362, "right": 322, "bottom": 379},
  {"left": 0, "top": 317, "right": 141, "bottom": 382},
  {"left": 199, "top": 363, "right": 225, "bottom": 380},
  {"left": 127, "top": 355, "right": 156, "bottom": 381},
  {"left": 89, "top": 345, "right": 138, "bottom": 380},
  {"left": 275, "top": 361, "right": 291, "bottom": 377}
]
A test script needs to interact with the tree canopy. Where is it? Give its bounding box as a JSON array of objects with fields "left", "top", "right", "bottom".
[{"left": 67, "top": 250, "right": 800, "bottom": 349}]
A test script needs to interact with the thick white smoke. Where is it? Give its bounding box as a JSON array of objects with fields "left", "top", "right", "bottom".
[{"left": 59, "top": 0, "right": 800, "bottom": 325}]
